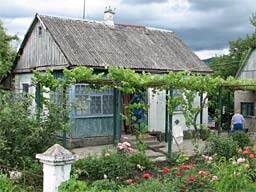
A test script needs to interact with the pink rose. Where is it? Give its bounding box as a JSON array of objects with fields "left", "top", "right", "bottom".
[{"left": 237, "top": 157, "right": 245, "bottom": 164}]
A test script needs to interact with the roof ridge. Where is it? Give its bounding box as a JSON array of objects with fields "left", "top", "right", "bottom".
[{"left": 37, "top": 14, "right": 173, "bottom": 32}]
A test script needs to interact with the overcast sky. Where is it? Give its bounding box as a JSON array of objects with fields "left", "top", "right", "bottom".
[{"left": 1, "top": 0, "right": 256, "bottom": 59}]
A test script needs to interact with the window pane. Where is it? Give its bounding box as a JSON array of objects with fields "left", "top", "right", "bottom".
[
  {"left": 241, "top": 102, "right": 254, "bottom": 116},
  {"left": 90, "top": 96, "right": 101, "bottom": 114},
  {"left": 248, "top": 103, "right": 254, "bottom": 116},
  {"left": 103, "top": 95, "right": 113, "bottom": 114},
  {"left": 22, "top": 83, "right": 29, "bottom": 94},
  {"left": 75, "top": 95, "right": 89, "bottom": 116}
]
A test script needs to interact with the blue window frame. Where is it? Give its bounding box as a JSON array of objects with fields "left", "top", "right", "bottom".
[{"left": 73, "top": 84, "right": 113, "bottom": 118}]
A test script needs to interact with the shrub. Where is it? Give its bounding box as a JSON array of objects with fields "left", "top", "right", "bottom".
[
  {"left": 73, "top": 147, "right": 152, "bottom": 183},
  {"left": 0, "top": 91, "right": 61, "bottom": 168},
  {"left": 58, "top": 177, "right": 88, "bottom": 192},
  {"left": 0, "top": 172, "right": 22, "bottom": 192},
  {"left": 229, "top": 131, "right": 251, "bottom": 149},
  {"left": 204, "top": 134, "right": 238, "bottom": 159},
  {"left": 214, "top": 158, "right": 256, "bottom": 192},
  {"left": 91, "top": 179, "right": 117, "bottom": 191},
  {"left": 119, "top": 178, "right": 173, "bottom": 192}
]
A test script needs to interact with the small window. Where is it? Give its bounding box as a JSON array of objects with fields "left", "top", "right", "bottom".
[
  {"left": 241, "top": 102, "right": 254, "bottom": 116},
  {"left": 22, "top": 83, "right": 29, "bottom": 95},
  {"left": 38, "top": 26, "right": 42, "bottom": 36}
]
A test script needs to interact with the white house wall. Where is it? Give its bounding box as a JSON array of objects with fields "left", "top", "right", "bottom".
[
  {"left": 148, "top": 89, "right": 208, "bottom": 133},
  {"left": 14, "top": 73, "right": 36, "bottom": 113}
]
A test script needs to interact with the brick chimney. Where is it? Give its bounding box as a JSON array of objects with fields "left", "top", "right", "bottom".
[{"left": 104, "top": 6, "right": 115, "bottom": 26}]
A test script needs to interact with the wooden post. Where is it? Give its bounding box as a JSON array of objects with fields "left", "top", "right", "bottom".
[
  {"left": 227, "top": 91, "right": 231, "bottom": 129},
  {"left": 167, "top": 86, "right": 173, "bottom": 162},
  {"left": 217, "top": 86, "right": 223, "bottom": 136},
  {"left": 113, "top": 88, "right": 117, "bottom": 143},
  {"left": 200, "top": 93, "right": 203, "bottom": 126},
  {"left": 35, "top": 83, "right": 41, "bottom": 121},
  {"left": 113, "top": 88, "right": 122, "bottom": 143},
  {"left": 165, "top": 90, "right": 168, "bottom": 142},
  {"left": 117, "top": 89, "right": 122, "bottom": 141}
]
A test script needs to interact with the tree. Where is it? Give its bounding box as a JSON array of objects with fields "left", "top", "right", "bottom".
[
  {"left": 0, "top": 20, "right": 18, "bottom": 83},
  {"left": 209, "top": 31, "right": 256, "bottom": 79},
  {"left": 249, "top": 12, "right": 256, "bottom": 29}
]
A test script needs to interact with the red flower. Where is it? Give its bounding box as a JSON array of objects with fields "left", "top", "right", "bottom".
[
  {"left": 178, "top": 165, "right": 186, "bottom": 171},
  {"left": 142, "top": 173, "right": 151, "bottom": 179},
  {"left": 249, "top": 154, "right": 255, "bottom": 159},
  {"left": 179, "top": 164, "right": 194, "bottom": 171},
  {"left": 175, "top": 172, "right": 182, "bottom": 177},
  {"left": 189, "top": 175, "right": 196, "bottom": 181},
  {"left": 244, "top": 150, "right": 249, "bottom": 155},
  {"left": 181, "top": 186, "right": 186, "bottom": 191},
  {"left": 185, "top": 180, "right": 192, "bottom": 185},
  {"left": 163, "top": 168, "right": 169, "bottom": 174},
  {"left": 128, "top": 179, "right": 135, "bottom": 185}
]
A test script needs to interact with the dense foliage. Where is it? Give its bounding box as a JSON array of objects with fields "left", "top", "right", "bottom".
[
  {"left": 0, "top": 90, "right": 61, "bottom": 168},
  {"left": 0, "top": 172, "right": 20, "bottom": 192},
  {"left": 204, "top": 134, "right": 238, "bottom": 160},
  {"left": 0, "top": 20, "right": 17, "bottom": 83},
  {"left": 72, "top": 140, "right": 152, "bottom": 183}
]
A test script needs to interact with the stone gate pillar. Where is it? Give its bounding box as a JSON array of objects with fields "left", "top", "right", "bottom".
[{"left": 36, "top": 144, "right": 76, "bottom": 192}]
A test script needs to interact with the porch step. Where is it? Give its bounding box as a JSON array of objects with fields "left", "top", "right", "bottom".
[
  {"left": 127, "top": 134, "right": 167, "bottom": 159},
  {"left": 145, "top": 150, "right": 166, "bottom": 162}
]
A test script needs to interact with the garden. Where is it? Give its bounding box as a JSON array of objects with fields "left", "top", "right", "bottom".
[
  {"left": 1, "top": 131, "right": 255, "bottom": 192},
  {"left": 1, "top": 66, "right": 256, "bottom": 191}
]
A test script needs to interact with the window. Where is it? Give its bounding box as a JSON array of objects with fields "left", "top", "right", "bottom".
[
  {"left": 74, "top": 84, "right": 113, "bottom": 117},
  {"left": 241, "top": 102, "right": 254, "bottom": 116},
  {"left": 22, "top": 83, "right": 29, "bottom": 95}
]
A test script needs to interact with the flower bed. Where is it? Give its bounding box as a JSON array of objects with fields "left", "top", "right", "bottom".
[{"left": 59, "top": 135, "right": 256, "bottom": 192}]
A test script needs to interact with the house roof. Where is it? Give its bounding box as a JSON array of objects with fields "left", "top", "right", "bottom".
[
  {"left": 16, "top": 14, "right": 212, "bottom": 74},
  {"left": 235, "top": 48, "right": 253, "bottom": 78}
]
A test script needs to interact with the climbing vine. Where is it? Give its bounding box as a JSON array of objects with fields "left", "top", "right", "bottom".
[{"left": 32, "top": 65, "right": 256, "bottom": 147}]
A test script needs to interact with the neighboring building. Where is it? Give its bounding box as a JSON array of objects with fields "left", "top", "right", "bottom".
[
  {"left": 12, "top": 9, "right": 212, "bottom": 146},
  {"left": 235, "top": 48, "right": 256, "bottom": 118}
]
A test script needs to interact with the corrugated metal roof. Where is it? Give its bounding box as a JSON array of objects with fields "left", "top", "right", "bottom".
[{"left": 39, "top": 15, "right": 212, "bottom": 73}]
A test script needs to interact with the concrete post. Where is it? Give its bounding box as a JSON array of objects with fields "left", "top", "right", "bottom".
[{"left": 36, "top": 144, "right": 76, "bottom": 192}]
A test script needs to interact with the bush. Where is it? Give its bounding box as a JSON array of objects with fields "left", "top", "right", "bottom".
[
  {"left": 119, "top": 178, "right": 173, "bottom": 192},
  {"left": 204, "top": 134, "right": 238, "bottom": 159},
  {"left": 91, "top": 179, "right": 117, "bottom": 191},
  {"left": 214, "top": 158, "right": 256, "bottom": 192},
  {"left": 0, "top": 91, "right": 61, "bottom": 168},
  {"left": 229, "top": 131, "right": 251, "bottom": 149},
  {"left": 58, "top": 177, "right": 88, "bottom": 192},
  {"left": 0, "top": 172, "right": 23, "bottom": 192},
  {"left": 73, "top": 148, "right": 152, "bottom": 183}
]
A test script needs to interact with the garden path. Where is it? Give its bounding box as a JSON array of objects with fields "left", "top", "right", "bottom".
[{"left": 72, "top": 136, "right": 206, "bottom": 161}]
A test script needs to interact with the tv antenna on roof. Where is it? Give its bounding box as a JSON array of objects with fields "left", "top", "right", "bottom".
[{"left": 83, "top": 0, "right": 86, "bottom": 19}]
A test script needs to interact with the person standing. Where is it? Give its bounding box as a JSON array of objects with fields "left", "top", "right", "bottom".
[{"left": 231, "top": 110, "right": 245, "bottom": 131}]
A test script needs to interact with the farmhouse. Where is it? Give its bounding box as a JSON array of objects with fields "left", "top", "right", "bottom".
[
  {"left": 235, "top": 47, "right": 256, "bottom": 129},
  {"left": 12, "top": 9, "right": 212, "bottom": 146}
]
